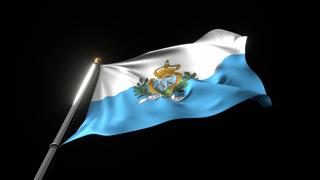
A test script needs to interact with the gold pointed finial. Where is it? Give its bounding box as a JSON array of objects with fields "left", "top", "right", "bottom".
[{"left": 94, "top": 57, "right": 102, "bottom": 64}]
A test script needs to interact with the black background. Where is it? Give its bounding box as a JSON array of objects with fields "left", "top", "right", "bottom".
[{"left": 17, "top": 4, "right": 282, "bottom": 179}]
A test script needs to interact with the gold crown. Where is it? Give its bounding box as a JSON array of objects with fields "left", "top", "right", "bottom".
[{"left": 154, "top": 60, "right": 181, "bottom": 78}]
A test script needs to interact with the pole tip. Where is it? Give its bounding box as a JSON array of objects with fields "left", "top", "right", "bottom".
[{"left": 94, "top": 57, "right": 102, "bottom": 64}]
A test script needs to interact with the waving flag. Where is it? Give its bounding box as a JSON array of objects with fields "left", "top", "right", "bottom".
[{"left": 65, "top": 29, "right": 271, "bottom": 143}]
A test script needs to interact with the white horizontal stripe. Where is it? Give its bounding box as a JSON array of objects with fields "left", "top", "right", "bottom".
[{"left": 92, "top": 29, "right": 247, "bottom": 101}]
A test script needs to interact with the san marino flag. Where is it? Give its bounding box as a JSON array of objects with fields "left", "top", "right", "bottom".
[{"left": 65, "top": 29, "right": 271, "bottom": 143}]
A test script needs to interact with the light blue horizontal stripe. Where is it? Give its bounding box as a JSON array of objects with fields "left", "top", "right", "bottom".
[{"left": 65, "top": 54, "right": 271, "bottom": 143}]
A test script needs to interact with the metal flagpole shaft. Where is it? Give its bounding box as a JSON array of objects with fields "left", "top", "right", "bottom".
[{"left": 34, "top": 58, "right": 101, "bottom": 180}]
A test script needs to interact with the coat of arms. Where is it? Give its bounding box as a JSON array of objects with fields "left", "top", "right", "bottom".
[{"left": 134, "top": 60, "right": 197, "bottom": 104}]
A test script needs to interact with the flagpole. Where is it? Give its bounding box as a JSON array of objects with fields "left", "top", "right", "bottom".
[{"left": 34, "top": 58, "right": 102, "bottom": 180}]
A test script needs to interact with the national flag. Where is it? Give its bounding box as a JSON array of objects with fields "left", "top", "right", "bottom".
[{"left": 65, "top": 29, "right": 271, "bottom": 143}]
